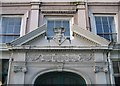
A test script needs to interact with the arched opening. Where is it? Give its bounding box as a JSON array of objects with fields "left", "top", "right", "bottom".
[{"left": 34, "top": 71, "right": 86, "bottom": 86}]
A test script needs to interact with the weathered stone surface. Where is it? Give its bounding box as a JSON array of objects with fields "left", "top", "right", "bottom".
[{"left": 26, "top": 52, "right": 94, "bottom": 62}]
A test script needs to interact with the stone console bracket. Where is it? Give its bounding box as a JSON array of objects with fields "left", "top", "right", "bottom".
[
  {"left": 94, "top": 66, "right": 108, "bottom": 73},
  {"left": 13, "top": 66, "right": 27, "bottom": 73}
]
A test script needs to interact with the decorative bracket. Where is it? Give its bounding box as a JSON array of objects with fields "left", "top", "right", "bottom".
[
  {"left": 56, "top": 63, "right": 64, "bottom": 72},
  {"left": 94, "top": 66, "right": 108, "bottom": 73},
  {"left": 13, "top": 66, "right": 27, "bottom": 73}
]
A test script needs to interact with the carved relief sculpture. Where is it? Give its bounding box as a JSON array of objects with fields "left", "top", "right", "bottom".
[
  {"left": 13, "top": 66, "right": 27, "bottom": 73},
  {"left": 94, "top": 66, "right": 108, "bottom": 73},
  {"left": 26, "top": 53, "right": 94, "bottom": 63}
]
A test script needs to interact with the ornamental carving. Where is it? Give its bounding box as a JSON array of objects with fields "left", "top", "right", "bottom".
[
  {"left": 94, "top": 66, "right": 108, "bottom": 73},
  {"left": 13, "top": 66, "right": 27, "bottom": 73},
  {"left": 53, "top": 27, "right": 66, "bottom": 45},
  {"left": 26, "top": 53, "right": 94, "bottom": 62}
]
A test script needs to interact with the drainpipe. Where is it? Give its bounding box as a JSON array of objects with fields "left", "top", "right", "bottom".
[
  {"left": 85, "top": 0, "right": 90, "bottom": 31},
  {"left": 7, "top": 53, "right": 13, "bottom": 85},
  {"left": 107, "top": 51, "right": 114, "bottom": 85}
]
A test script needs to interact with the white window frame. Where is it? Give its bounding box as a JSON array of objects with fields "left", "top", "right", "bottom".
[
  {"left": 45, "top": 16, "right": 74, "bottom": 39},
  {"left": 20, "top": 11, "right": 29, "bottom": 36},
  {"left": 1, "top": 15, "right": 23, "bottom": 43},
  {"left": 90, "top": 14, "right": 118, "bottom": 41}
]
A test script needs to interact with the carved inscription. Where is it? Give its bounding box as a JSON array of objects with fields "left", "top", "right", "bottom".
[{"left": 26, "top": 53, "right": 94, "bottom": 62}]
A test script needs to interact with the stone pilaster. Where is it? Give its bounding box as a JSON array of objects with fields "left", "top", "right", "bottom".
[
  {"left": 9, "top": 52, "right": 27, "bottom": 84},
  {"left": 94, "top": 52, "right": 108, "bottom": 84},
  {"left": 77, "top": 4, "right": 87, "bottom": 30},
  {"left": 29, "top": 2, "right": 40, "bottom": 32}
]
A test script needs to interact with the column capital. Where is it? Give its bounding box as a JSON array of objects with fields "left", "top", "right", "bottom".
[
  {"left": 30, "top": 2, "right": 41, "bottom": 10},
  {"left": 31, "top": 2, "right": 41, "bottom": 5},
  {"left": 77, "top": 4, "right": 85, "bottom": 10}
]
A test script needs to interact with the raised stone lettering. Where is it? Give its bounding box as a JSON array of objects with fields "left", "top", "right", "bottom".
[{"left": 26, "top": 52, "right": 94, "bottom": 62}]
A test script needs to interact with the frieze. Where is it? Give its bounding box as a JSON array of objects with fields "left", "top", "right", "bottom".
[{"left": 26, "top": 53, "right": 94, "bottom": 62}]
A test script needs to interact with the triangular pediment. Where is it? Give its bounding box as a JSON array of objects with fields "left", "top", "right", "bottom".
[
  {"left": 9, "top": 24, "right": 110, "bottom": 47},
  {"left": 72, "top": 24, "right": 110, "bottom": 46},
  {"left": 10, "top": 24, "right": 46, "bottom": 45}
]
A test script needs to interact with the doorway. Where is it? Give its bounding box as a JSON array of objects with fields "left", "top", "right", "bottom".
[{"left": 34, "top": 71, "right": 86, "bottom": 86}]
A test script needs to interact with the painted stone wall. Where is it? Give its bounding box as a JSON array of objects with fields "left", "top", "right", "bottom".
[{"left": 7, "top": 50, "right": 110, "bottom": 84}]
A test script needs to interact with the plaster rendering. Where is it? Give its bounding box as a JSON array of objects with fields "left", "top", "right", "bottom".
[{"left": 0, "top": 0, "right": 120, "bottom": 85}]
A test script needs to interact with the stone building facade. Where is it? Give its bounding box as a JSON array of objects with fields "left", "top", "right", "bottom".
[{"left": 0, "top": 0, "right": 120, "bottom": 85}]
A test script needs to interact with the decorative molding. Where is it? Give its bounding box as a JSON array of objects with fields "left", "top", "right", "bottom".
[
  {"left": 26, "top": 53, "right": 94, "bottom": 62},
  {"left": 41, "top": 10, "right": 76, "bottom": 14},
  {"left": 73, "top": 24, "right": 110, "bottom": 45},
  {"left": 13, "top": 66, "right": 27, "bottom": 73},
  {"left": 94, "top": 66, "right": 108, "bottom": 73}
]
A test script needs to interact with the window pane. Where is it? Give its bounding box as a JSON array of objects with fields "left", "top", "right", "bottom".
[
  {"left": 55, "top": 21, "right": 61, "bottom": 28},
  {"left": 108, "top": 17, "right": 114, "bottom": 25},
  {"left": 1, "top": 59, "right": 9, "bottom": 85},
  {"left": 109, "top": 17, "right": 115, "bottom": 33},
  {"left": 47, "top": 20, "right": 70, "bottom": 38},
  {"left": 96, "top": 24, "right": 103, "bottom": 34},
  {"left": 14, "top": 25, "right": 21, "bottom": 34},
  {"left": 47, "top": 20, "right": 54, "bottom": 37},
  {"left": 102, "top": 17, "right": 108, "bottom": 24},
  {"left": 5, "top": 36, "right": 14, "bottom": 43},
  {"left": 95, "top": 16, "right": 115, "bottom": 41},
  {"left": 6, "top": 25, "right": 14, "bottom": 34},
  {"left": 0, "top": 26, "right": 2, "bottom": 34},
  {"left": 2, "top": 36, "right": 5, "bottom": 43},
  {"left": 2, "top": 18, "right": 8, "bottom": 34},
  {"left": 0, "top": 36, "right": 4, "bottom": 43},
  {"left": 115, "top": 77, "right": 120, "bottom": 86},
  {"left": 14, "top": 18, "right": 21, "bottom": 25},
  {"left": 95, "top": 17, "right": 103, "bottom": 34},
  {"left": 8, "top": 19, "right": 14, "bottom": 25},
  {"left": 103, "top": 24, "right": 109, "bottom": 33},
  {"left": 63, "top": 20, "right": 70, "bottom": 36},
  {"left": 113, "top": 61, "right": 119, "bottom": 73},
  {"left": 102, "top": 17, "right": 109, "bottom": 33},
  {"left": 95, "top": 17, "right": 101, "bottom": 24},
  {"left": 1, "top": 24, "right": 7, "bottom": 34},
  {"left": 1, "top": 17, "right": 21, "bottom": 43}
]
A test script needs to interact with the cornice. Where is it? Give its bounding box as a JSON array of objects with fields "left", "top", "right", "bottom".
[
  {"left": 41, "top": 10, "right": 76, "bottom": 14},
  {"left": 88, "top": 2, "right": 120, "bottom": 6},
  {"left": 73, "top": 33, "right": 99, "bottom": 46},
  {"left": 1, "top": 2, "right": 31, "bottom": 7},
  {"left": 41, "top": 2, "right": 77, "bottom": 6},
  {"left": 0, "top": 44, "right": 9, "bottom": 51},
  {"left": 72, "top": 25, "right": 110, "bottom": 46},
  {"left": 7, "top": 45, "right": 109, "bottom": 51}
]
